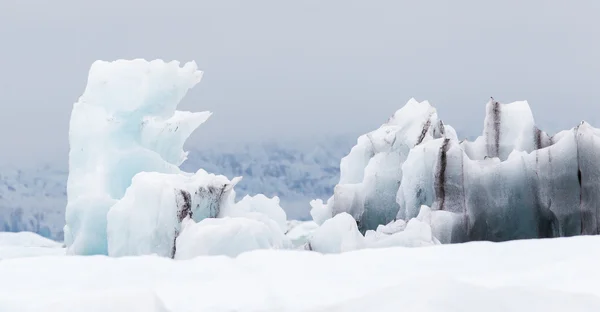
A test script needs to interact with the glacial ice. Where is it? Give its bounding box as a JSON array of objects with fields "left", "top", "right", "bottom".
[
  {"left": 319, "top": 98, "right": 457, "bottom": 233},
  {"left": 313, "top": 97, "right": 600, "bottom": 244},
  {"left": 64, "top": 59, "right": 209, "bottom": 255},
  {"left": 305, "top": 210, "right": 439, "bottom": 253},
  {"left": 65, "top": 59, "right": 295, "bottom": 258},
  {"left": 306, "top": 213, "right": 365, "bottom": 253},
  {"left": 106, "top": 170, "right": 240, "bottom": 257},
  {"left": 65, "top": 57, "right": 600, "bottom": 257}
]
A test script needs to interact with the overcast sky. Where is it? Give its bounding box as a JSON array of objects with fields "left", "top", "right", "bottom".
[{"left": 1, "top": 0, "right": 598, "bottom": 166}]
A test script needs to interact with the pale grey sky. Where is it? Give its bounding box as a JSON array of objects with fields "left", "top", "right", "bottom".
[{"left": 0, "top": 0, "right": 598, "bottom": 165}]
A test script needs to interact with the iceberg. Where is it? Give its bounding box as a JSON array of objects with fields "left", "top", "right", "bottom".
[
  {"left": 64, "top": 59, "right": 290, "bottom": 257},
  {"left": 64, "top": 58, "right": 600, "bottom": 256},
  {"left": 313, "top": 98, "right": 457, "bottom": 234},
  {"left": 314, "top": 98, "right": 600, "bottom": 244},
  {"left": 64, "top": 59, "right": 208, "bottom": 255}
]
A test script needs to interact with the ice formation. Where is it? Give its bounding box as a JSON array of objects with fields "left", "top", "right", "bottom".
[
  {"left": 314, "top": 98, "right": 457, "bottom": 234},
  {"left": 313, "top": 98, "right": 600, "bottom": 244},
  {"left": 65, "top": 58, "right": 600, "bottom": 257},
  {"left": 63, "top": 59, "right": 208, "bottom": 255},
  {"left": 64, "top": 59, "right": 291, "bottom": 257},
  {"left": 175, "top": 215, "right": 290, "bottom": 259},
  {"left": 106, "top": 170, "right": 240, "bottom": 257}
]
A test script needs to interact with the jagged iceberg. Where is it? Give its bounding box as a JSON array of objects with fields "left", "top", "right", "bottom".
[
  {"left": 313, "top": 98, "right": 600, "bottom": 244},
  {"left": 64, "top": 59, "right": 291, "bottom": 257}
]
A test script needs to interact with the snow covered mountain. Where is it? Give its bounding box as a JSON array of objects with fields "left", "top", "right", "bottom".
[
  {"left": 0, "top": 136, "right": 354, "bottom": 241},
  {"left": 0, "top": 165, "right": 67, "bottom": 241}
]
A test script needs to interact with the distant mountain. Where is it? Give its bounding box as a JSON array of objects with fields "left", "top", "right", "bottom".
[
  {"left": 0, "top": 135, "right": 356, "bottom": 240},
  {"left": 0, "top": 165, "right": 67, "bottom": 241}
]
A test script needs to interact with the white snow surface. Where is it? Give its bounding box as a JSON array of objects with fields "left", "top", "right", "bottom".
[
  {"left": 2, "top": 235, "right": 600, "bottom": 311},
  {"left": 0, "top": 231, "right": 62, "bottom": 248},
  {"left": 0, "top": 231, "right": 64, "bottom": 260}
]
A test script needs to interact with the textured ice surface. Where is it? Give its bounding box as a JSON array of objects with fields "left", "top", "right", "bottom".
[
  {"left": 320, "top": 99, "right": 457, "bottom": 233},
  {"left": 107, "top": 170, "right": 239, "bottom": 257},
  {"left": 315, "top": 98, "right": 600, "bottom": 244},
  {"left": 3, "top": 235, "right": 600, "bottom": 311}
]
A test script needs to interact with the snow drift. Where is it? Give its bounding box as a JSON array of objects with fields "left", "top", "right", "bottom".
[{"left": 2, "top": 235, "right": 600, "bottom": 311}]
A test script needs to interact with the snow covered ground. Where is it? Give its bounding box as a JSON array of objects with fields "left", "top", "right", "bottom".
[
  {"left": 1, "top": 234, "right": 599, "bottom": 311},
  {"left": 0, "top": 231, "right": 63, "bottom": 260}
]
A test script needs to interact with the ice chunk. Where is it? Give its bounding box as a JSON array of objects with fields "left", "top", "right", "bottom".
[
  {"left": 174, "top": 216, "right": 290, "bottom": 259},
  {"left": 221, "top": 194, "right": 288, "bottom": 233},
  {"left": 364, "top": 217, "right": 440, "bottom": 248},
  {"left": 413, "top": 205, "right": 465, "bottom": 244},
  {"left": 285, "top": 220, "right": 319, "bottom": 248},
  {"left": 461, "top": 99, "right": 552, "bottom": 161},
  {"left": 309, "top": 198, "right": 332, "bottom": 226},
  {"left": 316, "top": 99, "right": 456, "bottom": 233},
  {"left": 375, "top": 219, "right": 406, "bottom": 235},
  {"left": 107, "top": 170, "right": 239, "bottom": 258},
  {"left": 64, "top": 59, "right": 208, "bottom": 255},
  {"left": 307, "top": 212, "right": 365, "bottom": 253}
]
